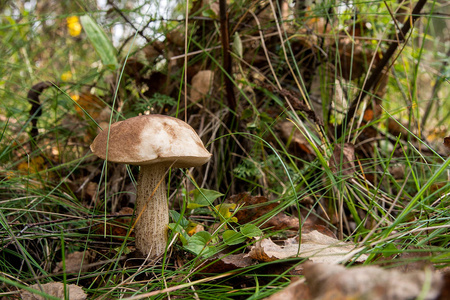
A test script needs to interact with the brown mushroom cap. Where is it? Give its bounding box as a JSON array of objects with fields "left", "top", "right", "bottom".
[{"left": 90, "top": 114, "right": 211, "bottom": 168}]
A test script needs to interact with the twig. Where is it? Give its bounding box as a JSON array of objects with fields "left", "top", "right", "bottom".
[
  {"left": 219, "top": 0, "right": 236, "bottom": 112},
  {"left": 107, "top": 0, "right": 152, "bottom": 44}
]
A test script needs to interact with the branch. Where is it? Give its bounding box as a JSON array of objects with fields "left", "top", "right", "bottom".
[
  {"left": 338, "top": 0, "right": 428, "bottom": 139},
  {"left": 107, "top": 0, "right": 152, "bottom": 44}
]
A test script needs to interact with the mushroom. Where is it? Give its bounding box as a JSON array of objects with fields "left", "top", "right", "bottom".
[{"left": 90, "top": 114, "right": 211, "bottom": 257}]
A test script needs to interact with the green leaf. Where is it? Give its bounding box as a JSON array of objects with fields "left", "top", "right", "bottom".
[
  {"left": 185, "top": 231, "right": 215, "bottom": 256},
  {"left": 80, "top": 15, "right": 118, "bottom": 70},
  {"left": 233, "top": 32, "right": 243, "bottom": 58},
  {"left": 169, "top": 210, "right": 190, "bottom": 227},
  {"left": 223, "top": 230, "right": 246, "bottom": 245},
  {"left": 241, "top": 108, "right": 253, "bottom": 119},
  {"left": 240, "top": 224, "right": 263, "bottom": 238},
  {"left": 223, "top": 225, "right": 262, "bottom": 246},
  {"left": 382, "top": 243, "right": 399, "bottom": 257},
  {"left": 188, "top": 188, "right": 224, "bottom": 209},
  {"left": 202, "top": 9, "right": 217, "bottom": 19},
  {"left": 215, "top": 203, "right": 238, "bottom": 223},
  {"left": 168, "top": 223, "right": 190, "bottom": 246}
]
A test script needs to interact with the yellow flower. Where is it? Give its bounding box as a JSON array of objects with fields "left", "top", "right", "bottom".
[
  {"left": 67, "top": 16, "right": 82, "bottom": 37},
  {"left": 61, "top": 71, "right": 72, "bottom": 81},
  {"left": 70, "top": 93, "right": 80, "bottom": 101}
]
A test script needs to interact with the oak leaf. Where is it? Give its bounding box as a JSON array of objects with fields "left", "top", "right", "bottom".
[
  {"left": 21, "top": 282, "right": 86, "bottom": 300},
  {"left": 246, "top": 230, "right": 367, "bottom": 264},
  {"left": 304, "top": 262, "right": 443, "bottom": 300},
  {"left": 190, "top": 70, "right": 214, "bottom": 102}
]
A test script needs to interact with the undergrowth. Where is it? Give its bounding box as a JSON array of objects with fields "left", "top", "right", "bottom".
[{"left": 0, "top": 0, "right": 449, "bottom": 299}]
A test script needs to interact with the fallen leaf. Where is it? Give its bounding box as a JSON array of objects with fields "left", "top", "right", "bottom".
[
  {"left": 16, "top": 156, "right": 55, "bottom": 185},
  {"left": 21, "top": 282, "right": 86, "bottom": 300},
  {"left": 246, "top": 230, "right": 367, "bottom": 264},
  {"left": 186, "top": 222, "right": 204, "bottom": 236},
  {"left": 200, "top": 253, "right": 255, "bottom": 273},
  {"left": 85, "top": 181, "right": 98, "bottom": 200},
  {"left": 388, "top": 118, "right": 408, "bottom": 137},
  {"left": 264, "top": 278, "right": 310, "bottom": 300},
  {"left": 278, "top": 121, "right": 314, "bottom": 156},
  {"left": 444, "top": 136, "right": 450, "bottom": 151},
  {"left": 53, "top": 250, "right": 94, "bottom": 273},
  {"left": 72, "top": 92, "right": 104, "bottom": 120},
  {"left": 228, "top": 193, "right": 300, "bottom": 231},
  {"left": 301, "top": 223, "right": 336, "bottom": 238},
  {"left": 17, "top": 156, "right": 46, "bottom": 174},
  {"left": 304, "top": 262, "right": 443, "bottom": 300},
  {"left": 380, "top": 248, "right": 436, "bottom": 272},
  {"left": 190, "top": 70, "right": 214, "bottom": 102},
  {"left": 329, "top": 143, "right": 356, "bottom": 176},
  {"left": 166, "top": 29, "right": 185, "bottom": 47},
  {"left": 93, "top": 207, "right": 134, "bottom": 240},
  {"left": 215, "top": 203, "right": 238, "bottom": 224},
  {"left": 363, "top": 107, "right": 374, "bottom": 122}
]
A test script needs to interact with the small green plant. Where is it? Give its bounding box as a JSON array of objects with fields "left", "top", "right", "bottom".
[
  {"left": 132, "top": 93, "right": 177, "bottom": 113},
  {"left": 168, "top": 188, "right": 263, "bottom": 257}
]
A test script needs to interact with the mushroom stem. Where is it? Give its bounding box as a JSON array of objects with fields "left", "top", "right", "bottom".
[{"left": 135, "top": 164, "right": 169, "bottom": 257}]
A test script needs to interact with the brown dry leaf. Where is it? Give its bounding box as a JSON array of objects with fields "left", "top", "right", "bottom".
[
  {"left": 338, "top": 39, "right": 366, "bottom": 80},
  {"left": 17, "top": 156, "right": 46, "bottom": 174},
  {"left": 21, "top": 282, "right": 86, "bottom": 300},
  {"left": 329, "top": 143, "right": 356, "bottom": 176},
  {"left": 304, "top": 262, "right": 443, "bottom": 300},
  {"left": 85, "top": 181, "right": 98, "bottom": 200},
  {"left": 93, "top": 207, "right": 134, "bottom": 239},
  {"left": 190, "top": 70, "right": 214, "bottom": 102},
  {"left": 387, "top": 118, "right": 409, "bottom": 137},
  {"left": 229, "top": 193, "right": 300, "bottom": 231},
  {"left": 72, "top": 92, "right": 104, "bottom": 120},
  {"left": 265, "top": 278, "right": 310, "bottom": 300},
  {"left": 53, "top": 250, "right": 94, "bottom": 273},
  {"left": 279, "top": 121, "right": 314, "bottom": 156},
  {"left": 381, "top": 249, "right": 436, "bottom": 273},
  {"left": 301, "top": 223, "right": 336, "bottom": 238},
  {"left": 444, "top": 136, "right": 450, "bottom": 151},
  {"left": 363, "top": 107, "right": 374, "bottom": 122},
  {"left": 143, "top": 41, "right": 163, "bottom": 64},
  {"left": 200, "top": 253, "right": 255, "bottom": 273},
  {"left": 246, "top": 230, "right": 367, "bottom": 264},
  {"left": 16, "top": 156, "right": 56, "bottom": 186},
  {"left": 166, "top": 29, "right": 184, "bottom": 47}
]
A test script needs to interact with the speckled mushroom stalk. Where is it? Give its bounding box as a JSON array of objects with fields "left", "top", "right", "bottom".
[
  {"left": 90, "top": 114, "right": 211, "bottom": 258},
  {"left": 135, "top": 164, "right": 169, "bottom": 256}
]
